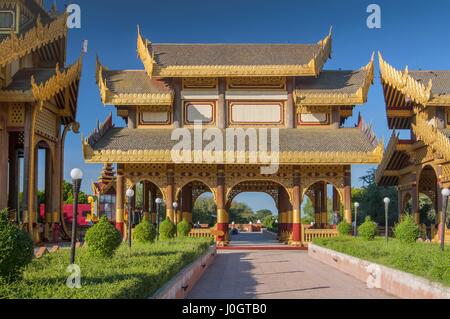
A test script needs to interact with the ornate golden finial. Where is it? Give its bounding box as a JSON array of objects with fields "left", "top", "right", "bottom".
[{"left": 137, "top": 25, "right": 155, "bottom": 78}]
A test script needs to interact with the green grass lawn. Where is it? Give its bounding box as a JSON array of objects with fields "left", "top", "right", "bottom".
[
  {"left": 0, "top": 238, "right": 213, "bottom": 299},
  {"left": 313, "top": 236, "right": 450, "bottom": 287}
]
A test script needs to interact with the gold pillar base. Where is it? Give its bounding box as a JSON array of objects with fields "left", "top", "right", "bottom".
[{"left": 289, "top": 241, "right": 303, "bottom": 247}]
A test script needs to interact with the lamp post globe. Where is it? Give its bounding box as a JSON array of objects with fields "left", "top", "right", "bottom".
[
  {"left": 384, "top": 197, "right": 390, "bottom": 242},
  {"left": 354, "top": 202, "right": 359, "bottom": 237},
  {"left": 70, "top": 168, "right": 83, "bottom": 180},
  {"left": 155, "top": 197, "right": 162, "bottom": 240},
  {"left": 126, "top": 188, "right": 135, "bottom": 198},
  {"left": 69, "top": 168, "right": 83, "bottom": 265},
  {"left": 440, "top": 188, "right": 450, "bottom": 251}
]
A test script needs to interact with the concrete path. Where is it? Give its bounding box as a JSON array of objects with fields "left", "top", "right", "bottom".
[
  {"left": 187, "top": 233, "right": 395, "bottom": 299},
  {"left": 230, "top": 231, "right": 282, "bottom": 247}
]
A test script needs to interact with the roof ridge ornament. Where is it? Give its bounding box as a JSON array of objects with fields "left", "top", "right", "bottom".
[
  {"left": 378, "top": 51, "right": 432, "bottom": 107},
  {"left": 137, "top": 25, "right": 156, "bottom": 78}
]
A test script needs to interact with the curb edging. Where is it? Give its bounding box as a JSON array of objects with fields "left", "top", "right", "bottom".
[{"left": 308, "top": 243, "right": 450, "bottom": 299}]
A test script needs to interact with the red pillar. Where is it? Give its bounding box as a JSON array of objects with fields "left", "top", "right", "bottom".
[
  {"left": 216, "top": 166, "right": 228, "bottom": 246},
  {"left": 115, "top": 166, "right": 125, "bottom": 235},
  {"left": 291, "top": 167, "right": 302, "bottom": 246}
]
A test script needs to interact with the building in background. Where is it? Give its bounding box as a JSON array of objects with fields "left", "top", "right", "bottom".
[
  {"left": 0, "top": 0, "right": 82, "bottom": 242},
  {"left": 83, "top": 27, "right": 383, "bottom": 246},
  {"left": 376, "top": 53, "right": 450, "bottom": 243}
]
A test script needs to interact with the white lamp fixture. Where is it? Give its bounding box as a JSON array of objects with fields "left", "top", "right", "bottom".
[
  {"left": 126, "top": 188, "right": 135, "bottom": 198},
  {"left": 172, "top": 202, "right": 178, "bottom": 209},
  {"left": 155, "top": 198, "right": 162, "bottom": 205},
  {"left": 384, "top": 197, "right": 391, "bottom": 204},
  {"left": 441, "top": 188, "right": 450, "bottom": 197},
  {"left": 354, "top": 202, "right": 360, "bottom": 208},
  {"left": 70, "top": 168, "right": 83, "bottom": 180}
]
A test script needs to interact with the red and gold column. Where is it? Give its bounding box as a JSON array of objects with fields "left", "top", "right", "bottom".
[
  {"left": 216, "top": 167, "right": 228, "bottom": 246},
  {"left": 181, "top": 184, "right": 193, "bottom": 223},
  {"left": 278, "top": 186, "right": 290, "bottom": 243},
  {"left": 166, "top": 165, "right": 175, "bottom": 222},
  {"left": 343, "top": 166, "right": 352, "bottom": 223},
  {"left": 291, "top": 168, "right": 302, "bottom": 246},
  {"left": 115, "top": 166, "right": 125, "bottom": 235}
]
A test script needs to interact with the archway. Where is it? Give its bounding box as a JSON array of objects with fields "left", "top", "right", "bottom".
[
  {"left": 176, "top": 180, "right": 215, "bottom": 226},
  {"left": 302, "top": 181, "right": 342, "bottom": 229},
  {"left": 131, "top": 179, "right": 164, "bottom": 225},
  {"left": 418, "top": 165, "right": 438, "bottom": 239}
]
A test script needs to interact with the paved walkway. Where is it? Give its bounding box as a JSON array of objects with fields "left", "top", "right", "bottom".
[
  {"left": 229, "top": 231, "right": 282, "bottom": 247},
  {"left": 187, "top": 233, "right": 395, "bottom": 299}
]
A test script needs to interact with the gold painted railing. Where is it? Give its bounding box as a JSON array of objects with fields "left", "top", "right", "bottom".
[
  {"left": 188, "top": 228, "right": 214, "bottom": 238},
  {"left": 301, "top": 225, "right": 338, "bottom": 243}
]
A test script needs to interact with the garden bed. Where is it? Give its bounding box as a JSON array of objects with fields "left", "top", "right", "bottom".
[
  {"left": 313, "top": 236, "right": 450, "bottom": 287},
  {"left": 0, "top": 238, "right": 213, "bottom": 299}
]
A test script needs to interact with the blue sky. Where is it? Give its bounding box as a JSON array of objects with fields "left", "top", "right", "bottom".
[{"left": 43, "top": 0, "right": 450, "bottom": 213}]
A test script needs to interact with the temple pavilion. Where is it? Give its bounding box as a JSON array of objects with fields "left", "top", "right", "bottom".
[
  {"left": 376, "top": 53, "right": 450, "bottom": 243},
  {"left": 83, "top": 27, "right": 383, "bottom": 246},
  {"left": 0, "top": 0, "right": 82, "bottom": 242}
]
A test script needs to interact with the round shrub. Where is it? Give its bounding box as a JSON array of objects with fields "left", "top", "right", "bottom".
[
  {"left": 337, "top": 220, "right": 352, "bottom": 236},
  {"left": 358, "top": 216, "right": 378, "bottom": 241},
  {"left": 177, "top": 219, "right": 191, "bottom": 237},
  {"left": 0, "top": 210, "right": 34, "bottom": 282},
  {"left": 84, "top": 216, "right": 122, "bottom": 258},
  {"left": 133, "top": 221, "right": 156, "bottom": 243},
  {"left": 394, "top": 214, "right": 420, "bottom": 244},
  {"left": 159, "top": 218, "right": 176, "bottom": 240}
]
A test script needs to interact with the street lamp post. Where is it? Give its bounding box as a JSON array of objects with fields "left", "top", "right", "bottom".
[
  {"left": 69, "top": 168, "right": 83, "bottom": 265},
  {"left": 440, "top": 188, "right": 450, "bottom": 251},
  {"left": 173, "top": 202, "right": 178, "bottom": 237},
  {"left": 354, "top": 202, "right": 360, "bottom": 237},
  {"left": 155, "top": 198, "right": 162, "bottom": 240},
  {"left": 384, "top": 197, "right": 391, "bottom": 242},
  {"left": 126, "top": 188, "right": 135, "bottom": 249}
]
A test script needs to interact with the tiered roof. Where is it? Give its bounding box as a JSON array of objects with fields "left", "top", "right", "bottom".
[
  {"left": 0, "top": 1, "right": 82, "bottom": 124},
  {"left": 376, "top": 54, "right": 450, "bottom": 186},
  {"left": 85, "top": 28, "right": 383, "bottom": 165}
]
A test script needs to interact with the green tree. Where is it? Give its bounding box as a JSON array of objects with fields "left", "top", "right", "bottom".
[
  {"left": 229, "top": 202, "right": 254, "bottom": 224},
  {"left": 351, "top": 169, "right": 398, "bottom": 225},
  {"left": 63, "top": 180, "right": 89, "bottom": 204},
  {"left": 254, "top": 209, "right": 273, "bottom": 222},
  {"left": 302, "top": 197, "right": 315, "bottom": 224},
  {"left": 192, "top": 195, "right": 217, "bottom": 226}
]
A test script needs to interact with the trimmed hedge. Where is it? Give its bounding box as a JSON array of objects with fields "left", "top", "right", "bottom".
[
  {"left": 0, "top": 238, "right": 213, "bottom": 299},
  {"left": 133, "top": 221, "right": 156, "bottom": 243},
  {"left": 337, "top": 220, "right": 352, "bottom": 236},
  {"left": 394, "top": 215, "right": 420, "bottom": 244},
  {"left": 358, "top": 216, "right": 378, "bottom": 241},
  {"left": 84, "top": 216, "right": 122, "bottom": 258},
  {"left": 0, "top": 210, "right": 34, "bottom": 282},
  {"left": 159, "top": 218, "right": 176, "bottom": 240},
  {"left": 177, "top": 219, "right": 191, "bottom": 237}
]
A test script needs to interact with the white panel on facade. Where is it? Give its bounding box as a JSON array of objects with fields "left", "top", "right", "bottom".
[
  {"left": 300, "top": 113, "right": 328, "bottom": 123},
  {"left": 231, "top": 103, "right": 282, "bottom": 123},
  {"left": 142, "top": 111, "right": 169, "bottom": 123},
  {"left": 186, "top": 103, "right": 214, "bottom": 123}
]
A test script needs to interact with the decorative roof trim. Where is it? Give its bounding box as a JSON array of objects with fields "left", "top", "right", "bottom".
[
  {"left": 136, "top": 27, "right": 332, "bottom": 78},
  {"left": 96, "top": 56, "right": 174, "bottom": 106},
  {"left": 375, "top": 131, "right": 399, "bottom": 185},
  {"left": 295, "top": 52, "right": 374, "bottom": 107},
  {"left": 31, "top": 55, "right": 82, "bottom": 109},
  {"left": 0, "top": 13, "right": 67, "bottom": 68},
  {"left": 83, "top": 146, "right": 383, "bottom": 165},
  {"left": 412, "top": 111, "right": 450, "bottom": 162},
  {"left": 378, "top": 52, "right": 432, "bottom": 107}
]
